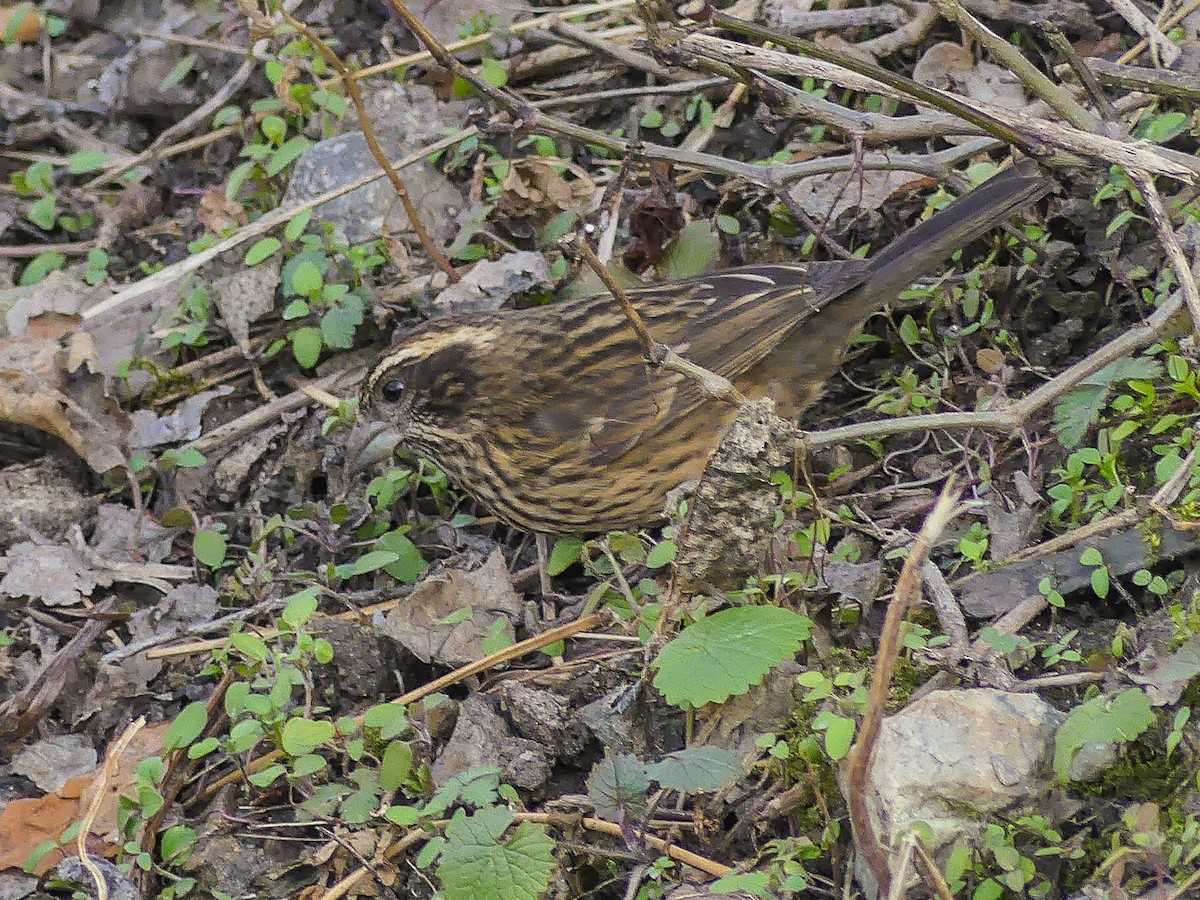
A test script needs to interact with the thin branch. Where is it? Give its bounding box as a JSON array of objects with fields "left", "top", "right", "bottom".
[
  {"left": 932, "top": 0, "right": 1099, "bottom": 131},
  {"left": 277, "top": 6, "right": 458, "bottom": 281},
  {"left": 846, "top": 479, "right": 965, "bottom": 895},
  {"left": 574, "top": 238, "right": 744, "bottom": 403}
]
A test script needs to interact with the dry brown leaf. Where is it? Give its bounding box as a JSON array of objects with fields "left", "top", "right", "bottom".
[
  {"left": 500, "top": 159, "right": 594, "bottom": 217},
  {"left": 0, "top": 776, "right": 90, "bottom": 875},
  {"left": 976, "top": 348, "right": 1007, "bottom": 374},
  {"left": 197, "top": 188, "right": 249, "bottom": 236}
]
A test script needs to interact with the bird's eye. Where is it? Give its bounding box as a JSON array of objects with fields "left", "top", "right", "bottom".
[{"left": 380, "top": 378, "right": 405, "bottom": 403}]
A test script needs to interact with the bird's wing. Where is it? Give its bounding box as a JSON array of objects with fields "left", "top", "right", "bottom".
[{"left": 514, "top": 264, "right": 870, "bottom": 467}]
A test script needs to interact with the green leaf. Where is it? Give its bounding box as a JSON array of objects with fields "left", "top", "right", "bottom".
[
  {"left": 229, "top": 632, "right": 270, "bottom": 662},
  {"left": 661, "top": 220, "right": 719, "bottom": 280},
  {"left": 379, "top": 741, "right": 414, "bottom": 790},
  {"left": 478, "top": 57, "right": 508, "bottom": 87},
  {"left": 1091, "top": 566, "right": 1110, "bottom": 599},
  {"left": 715, "top": 214, "right": 740, "bottom": 235},
  {"left": 653, "top": 606, "right": 812, "bottom": 707},
  {"left": 547, "top": 536, "right": 582, "bottom": 576},
  {"left": 173, "top": 447, "right": 206, "bottom": 468},
  {"left": 645, "top": 539, "right": 677, "bottom": 569},
  {"left": 285, "top": 208, "right": 313, "bottom": 241},
  {"left": 320, "top": 293, "right": 365, "bottom": 350},
  {"left": 20, "top": 251, "right": 66, "bottom": 285},
  {"left": 898, "top": 315, "right": 921, "bottom": 345},
  {"left": 1079, "top": 547, "right": 1103, "bottom": 566},
  {"left": 1052, "top": 357, "right": 1162, "bottom": 448},
  {"left": 364, "top": 703, "right": 409, "bottom": 740},
  {"left": 260, "top": 115, "right": 287, "bottom": 145},
  {"left": 282, "top": 299, "right": 309, "bottom": 320},
  {"left": 27, "top": 193, "right": 56, "bottom": 230},
  {"left": 281, "top": 586, "right": 320, "bottom": 627},
  {"left": 245, "top": 237, "right": 281, "bottom": 265},
  {"left": 67, "top": 151, "right": 110, "bottom": 174},
  {"left": 291, "top": 326, "right": 323, "bottom": 369},
  {"left": 347, "top": 550, "right": 400, "bottom": 577},
  {"left": 645, "top": 746, "right": 743, "bottom": 792},
  {"left": 266, "top": 136, "right": 312, "bottom": 177},
  {"left": 586, "top": 751, "right": 649, "bottom": 818},
  {"left": 640, "top": 109, "right": 664, "bottom": 129},
  {"left": 377, "top": 530, "right": 427, "bottom": 583},
  {"left": 160, "top": 826, "right": 196, "bottom": 863},
  {"left": 193, "top": 529, "right": 227, "bottom": 567},
  {"left": 165, "top": 702, "right": 209, "bottom": 749},
  {"left": 291, "top": 258, "right": 323, "bottom": 296},
  {"left": 1138, "top": 111, "right": 1190, "bottom": 144},
  {"left": 822, "top": 715, "right": 856, "bottom": 761},
  {"left": 436, "top": 807, "right": 557, "bottom": 900},
  {"left": 1053, "top": 688, "right": 1154, "bottom": 782},
  {"left": 281, "top": 717, "right": 336, "bottom": 756},
  {"left": 159, "top": 53, "right": 197, "bottom": 91}
]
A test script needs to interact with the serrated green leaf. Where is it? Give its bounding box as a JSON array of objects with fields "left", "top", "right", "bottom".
[
  {"left": 1052, "top": 357, "right": 1163, "bottom": 448},
  {"left": 436, "top": 807, "right": 557, "bottom": 900},
  {"left": 652, "top": 606, "right": 812, "bottom": 707},
  {"left": 585, "top": 752, "right": 650, "bottom": 821},
  {"left": 547, "top": 536, "right": 582, "bottom": 576}
]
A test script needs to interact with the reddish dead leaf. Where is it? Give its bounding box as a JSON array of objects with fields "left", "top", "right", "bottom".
[
  {"left": 623, "top": 162, "right": 684, "bottom": 273},
  {"left": 0, "top": 776, "right": 90, "bottom": 875}
]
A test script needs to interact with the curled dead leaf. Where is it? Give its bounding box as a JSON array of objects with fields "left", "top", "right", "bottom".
[{"left": 976, "top": 348, "right": 1007, "bottom": 374}]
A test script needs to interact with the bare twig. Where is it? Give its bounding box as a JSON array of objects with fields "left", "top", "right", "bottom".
[
  {"left": 1104, "top": 0, "right": 1181, "bottom": 66},
  {"left": 78, "top": 717, "right": 146, "bottom": 900},
  {"left": 551, "top": 18, "right": 684, "bottom": 81},
  {"left": 846, "top": 478, "right": 965, "bottom": 895},
  {"left": 574, "top": 239, "right": 744, "bottom": 403},
  {"left": 677, "top": 30, "right": 1200, "bottom": 182},
  {"left": 277, "top": 6, "right": 458, "bottom": 281},
  {"left": 1128, "top": 171, "right": 1200, "bottom": 344},
  {"left": 1081, "top": 57, "right": 1200, "bottom": 105},
  {"left": 1117, "top": 0, "right": 1200, "bottom": 64},
  {"left": 1040, "top": 24, "right": 1120, "bottom": 121},
  {"left": 932, "top": 0, "right": 1098, "bottom": 131}
]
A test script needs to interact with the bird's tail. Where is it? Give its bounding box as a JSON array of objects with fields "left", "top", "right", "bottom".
[{"left": 857, "top": 158, "right": 1051, "bottom": 303}]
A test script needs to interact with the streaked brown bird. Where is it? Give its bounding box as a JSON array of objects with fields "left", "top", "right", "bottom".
[{"left": 355, "top": 161, "right": 1050, "bottom": 534}]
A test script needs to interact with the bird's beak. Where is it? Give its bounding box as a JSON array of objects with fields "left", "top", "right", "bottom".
[{"left": 345, "top": 418, "right": 404, "bottom": 471}]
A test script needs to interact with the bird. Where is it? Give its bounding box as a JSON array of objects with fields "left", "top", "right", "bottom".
[{"left": 352, "top": 160, "right": 1050, "bottom": 535}]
